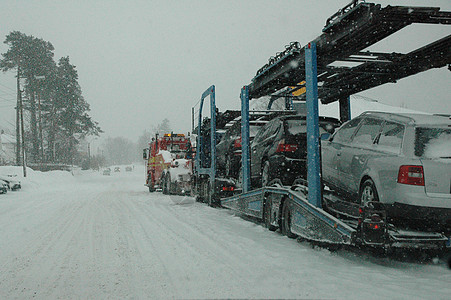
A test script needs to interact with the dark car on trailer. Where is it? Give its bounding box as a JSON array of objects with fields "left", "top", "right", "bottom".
[
  {"left": 250, "top": 114, "right": 340, "bottom": 188},
  {"left": 217, "top": 111, "right": 297, "bottom": 179}
]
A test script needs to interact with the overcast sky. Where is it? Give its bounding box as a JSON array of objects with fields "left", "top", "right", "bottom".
[{"left": 0, "top": 0, "right": 450, "bottom": 142}]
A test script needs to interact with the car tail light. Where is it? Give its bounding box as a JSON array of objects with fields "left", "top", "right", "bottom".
[
  {"left": 234, "top": 138, "right": 241, "bottom": 148},
  {"left": 222, "top": 186, "right": 234, "bottom": 192},
  {"left": 276, "top": 139, "right": 298, "bottom": 153},
  {"left": 397, "top": 165, "right": 425, "bottom": 186}
]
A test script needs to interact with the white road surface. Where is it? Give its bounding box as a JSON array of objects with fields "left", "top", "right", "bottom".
[{"left": 0, "top": 165, "right": 449, "bottom": 299}]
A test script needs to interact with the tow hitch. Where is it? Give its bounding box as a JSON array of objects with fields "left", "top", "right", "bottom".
[{"left": 358, "top": 201, "right": 388, "bottom": 246}]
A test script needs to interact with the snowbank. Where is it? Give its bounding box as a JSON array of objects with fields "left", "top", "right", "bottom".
[{"left": 0, "top": 166, "right": 75, "bottom": 192}]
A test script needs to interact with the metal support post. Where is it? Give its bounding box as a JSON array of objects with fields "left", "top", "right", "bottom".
[
  {"left": 305, "top": 43, "right": 320, "bottom": 208},
  {"left": 209, "top": 86, "right": 217, "bottom": 189},
  {"left": 196, "top": 85, "right": 217, "bottom": 188},
  {"left": 339, "top": 96, "right": 351, "bottom": 123},
  {"left": 240, "top": 86, "right": 250, "bottom": 193}
]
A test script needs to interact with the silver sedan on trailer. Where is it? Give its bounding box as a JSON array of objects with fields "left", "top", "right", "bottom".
[{"left": 321, "top": 112, "right": 451, "bottom": 230}]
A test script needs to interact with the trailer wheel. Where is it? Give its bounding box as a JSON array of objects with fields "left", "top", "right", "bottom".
[
  {"left": 261, "top": 160, "right": 271, "bottom": 187},
  {"left": 281, "top": 200, "right": 297, "bottom": 239},
  {"left": 225, "top": 155, "right": 233, "bottom": 178},
  {"left": 148, "top": 186, "right": 155, "bottom": 193},
  {"left": 359, "top": 179, "right": 379, "bottom": 207},
  {"left": 264, "top": 200, "right": 277, "bottom": 231}
]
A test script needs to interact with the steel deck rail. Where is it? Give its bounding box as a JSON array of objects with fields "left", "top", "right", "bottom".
[{"left": 249, "top": 2, "right": 451, "bottom": 103}]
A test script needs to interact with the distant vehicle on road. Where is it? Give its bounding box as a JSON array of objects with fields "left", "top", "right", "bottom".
[
  {"left": 103, "top": 168, "right": 111, "bottom": 176},
  {"left": 321, "top": 112, "right": 451, "bottom": 231},
  {"left": 114, "top": 167, "right": 120, "bottom": 172},
  {"left": 125, "top": 166, "right": 132, "bottom": 172}
]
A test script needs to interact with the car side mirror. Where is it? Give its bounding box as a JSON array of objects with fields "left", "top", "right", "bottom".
[{"left": 320, "top": 133, "right": 331, "bottom": 141}]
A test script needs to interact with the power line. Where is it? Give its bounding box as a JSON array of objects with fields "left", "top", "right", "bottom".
[
  {"left": 0, "top": 89, "right": 16, "bottom": 96},
  {"left": 0, "top": 82, "right": 15, "bottom": 92},
  {"left": 0, "top": 95, "right": 16, "bottom": 102},
  {"left": 0, "top": 104, "right": 15, "bottom": 108}
]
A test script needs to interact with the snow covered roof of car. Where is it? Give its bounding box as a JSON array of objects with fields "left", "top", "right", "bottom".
[{"left": 359, "top": 111, "right": 451, "bottom": 126}]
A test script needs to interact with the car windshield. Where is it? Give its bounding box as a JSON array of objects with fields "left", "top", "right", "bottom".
[
  {"left": 285, "top": 119, "right": 332, "bottom": 135},
  {"left": 249, "top": 124, "right": 264, "bottom": 137},
  {"left": 416, "top": 127, "right": 451, "bottom": 158}
]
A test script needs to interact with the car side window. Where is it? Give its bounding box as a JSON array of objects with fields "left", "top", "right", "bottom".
[
  {"left": 352, "top": 117, "right": 383, "bottom": 146},
  {"left": 253, "top": 121, "right": 273, "bottom": 144},
  {"left": 267, "top": 120, "right": 281, "bottom": 138},
  {"left": 331, "top": 117, "right": 361, "bottom": 143},
  {"left": 377, "top": 121, "right": 404, "bottom": 153}
]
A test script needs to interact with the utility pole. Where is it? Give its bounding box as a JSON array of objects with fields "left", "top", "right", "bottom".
[
  {"left": 19, "top": 81, "right": 27, "bottom": 177},
  {"left": 35, "top": 75, "right": 45, "bottom": 164},
  {"left": 38, "top": 90, "right": 44, "bottom": 163},
  {"left": 88, "top": 142, "right": 91, "bottom": 169},
  {"left": 16, "top": 68, "right": 21, "bottom": 166}
]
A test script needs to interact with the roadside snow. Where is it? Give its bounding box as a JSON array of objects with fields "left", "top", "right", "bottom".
[{"left": 0, "top": 165, "right": 449, "bottom": 299}]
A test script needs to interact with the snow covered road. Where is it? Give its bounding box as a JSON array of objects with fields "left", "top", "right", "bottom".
[{"left": 0, "top": 166, "right": 450, "bottom": 299}]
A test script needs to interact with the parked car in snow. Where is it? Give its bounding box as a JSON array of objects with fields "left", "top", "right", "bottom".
[
  {"left": 250, "top": 114, "right": 340, "bottom": 188},
  {"left": 114, "top": 167, "right": 121, "bottom": 172},
  {"left": 103, "top": 168, "right": 111, "bottom": 176},
  {"left": 125, "top": 166, "right": 132, "bottom": 172},
  {"left": 321, "top": 112, "right": 451, "bottom": 230},
  {"left": 0, "top": 180, "right": 8, "bottom": 194},
  {"left": 0, "top": 175, "right": 21, "bottom": 191}
]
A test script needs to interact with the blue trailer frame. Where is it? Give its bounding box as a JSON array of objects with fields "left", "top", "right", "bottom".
[
  {"left": 195, "top": 2, "right": 450, "bottom": 252},
  {"left": 194, "top": 85, "right": 217, "bottom": 204},
  {"left": 219, "top": 42, "right": 448, "bottom": 251}
]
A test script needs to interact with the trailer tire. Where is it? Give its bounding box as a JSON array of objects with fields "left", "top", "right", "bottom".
[
  {"left": 261, "top": 160, "right": 271, "bottom": 187},
  {"left": 163, "top": 173, "right": 171, "bottom": 195},
  {"left": 149, "top": 186, "right": 155, "bottom": 193},
  {"left": 281, "top": 199, "right": 297, "bottom": 239},
  {"left": 225, "top": 154, "right": 233, "bottom": 178},
  {"left": 359, "top": 179, "right": 379, "bottom": 207},
  {"left": 264, "top": 200, "right": 277, "bottom": 231}
]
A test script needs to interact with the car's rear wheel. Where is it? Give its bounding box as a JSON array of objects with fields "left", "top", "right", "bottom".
[{"left": 359, "top": 179, "right": 379, "bottom": 207}]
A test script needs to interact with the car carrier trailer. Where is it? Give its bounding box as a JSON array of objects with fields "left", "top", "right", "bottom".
[{"left": 193, "top": 1, "right": 451, "bottom": 254}]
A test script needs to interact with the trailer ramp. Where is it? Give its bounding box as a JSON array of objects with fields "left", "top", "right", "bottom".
[
  {"left": 221, "top": 187, "right": 449, "bottom": 250},
  {"left": 221, "top": 187, "right": 355, "bottom": 245}
]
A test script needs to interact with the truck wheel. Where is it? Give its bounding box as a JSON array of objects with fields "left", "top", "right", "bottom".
[
  {"left": 264, "top": 199, "right": 277, "bottom": 231},
  {"left": 359, "top": 179, "right": 379, "bottom": 207},
  {"left": 166, "top": 173, "right": 172, "bottom": 195},
  {"left": 281, "top": 200, "right": 297, "bottom": 238},
  {"left": 148, "top": 186, "right": 155, "bottom": 193},
  {"left": 162, "top": 174, "right": 168, "bottom": 194},
  {"left": 203, "top": 180, "right": 211, "bottom": 205}
]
